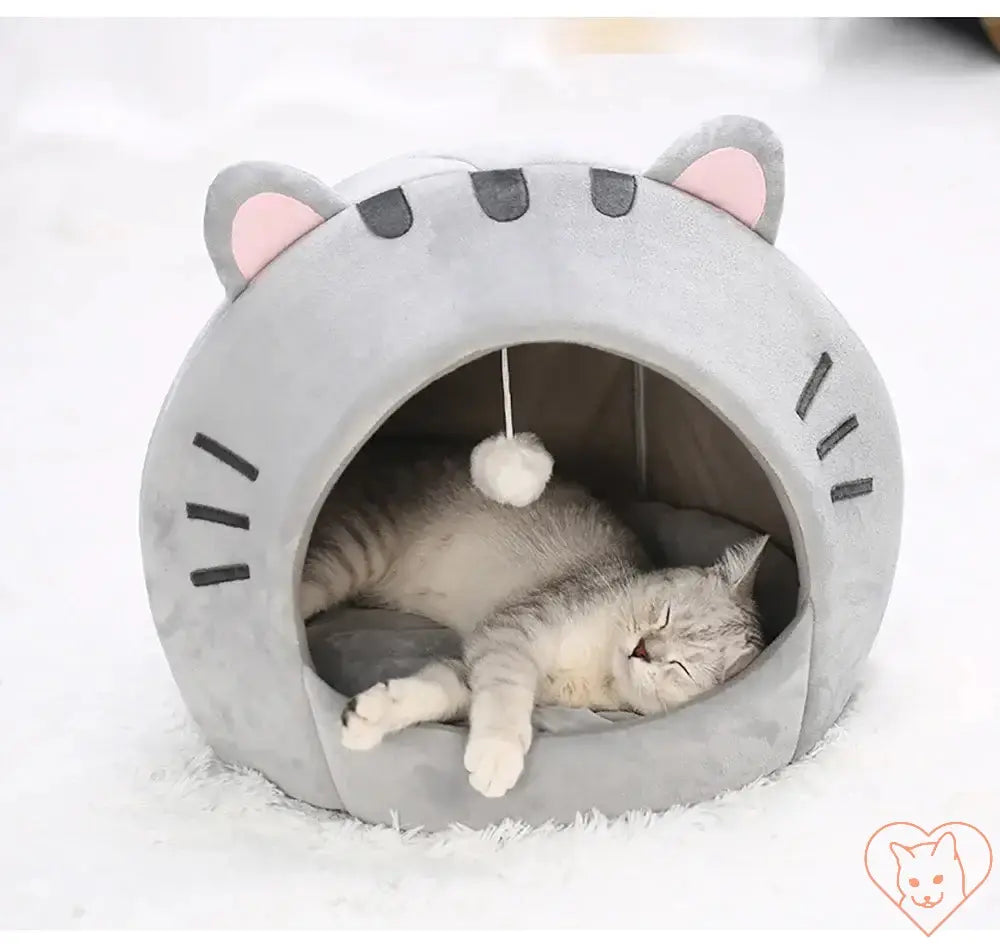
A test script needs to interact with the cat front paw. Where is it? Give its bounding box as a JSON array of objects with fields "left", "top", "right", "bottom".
[
  {"left": 463, "top": 733, "right": 525, "bottom": 798},
  {"left": 340, "top": 682, "right": 394, "bottom": 750}
]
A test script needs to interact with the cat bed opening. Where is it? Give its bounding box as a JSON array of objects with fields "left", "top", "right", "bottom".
[
  {"left": 305, "top": 342, "right": 803, "bottom": 703},
  {"left": 139, "top": 115, "right": 903, "bottom": 830}
]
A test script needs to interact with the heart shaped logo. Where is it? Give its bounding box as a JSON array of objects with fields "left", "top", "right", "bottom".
[{"left": 864, "top": 822, "right": 993, "bottom": 935}]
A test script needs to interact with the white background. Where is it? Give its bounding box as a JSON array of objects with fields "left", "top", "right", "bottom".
[{"left": 1, "top": 16, "right": 999, "bottom": 930}]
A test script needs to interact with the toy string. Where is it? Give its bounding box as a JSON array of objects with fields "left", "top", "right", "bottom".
[{"left": 501, "top": 347, "right": 514, "bottom": 440}]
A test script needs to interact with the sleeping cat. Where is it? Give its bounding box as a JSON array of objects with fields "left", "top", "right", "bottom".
[{"left": 301, "top": 442, "right": 768, "bottom": 798}]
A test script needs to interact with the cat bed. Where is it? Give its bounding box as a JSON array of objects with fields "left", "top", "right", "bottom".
[{"left": 139, "top": 115, "right": 903, "bottom": 830}]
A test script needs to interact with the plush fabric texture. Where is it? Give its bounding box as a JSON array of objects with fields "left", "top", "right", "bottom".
[{"left": 139, "top": 115, "right": 903, "bottom": 830}]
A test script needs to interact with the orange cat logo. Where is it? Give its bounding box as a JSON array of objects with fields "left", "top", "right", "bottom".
[{"left": 865, "top": 822, "right": 993, "bottom": 935}]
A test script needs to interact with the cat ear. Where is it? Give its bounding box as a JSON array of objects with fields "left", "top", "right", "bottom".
[
  {"left": 890, "top": 842, "right": 915, "bottom": 864},
  {"left": 723, "top": 642, "right": 758, "bottom": 680},
  {"left": 645, "top": 115, "right": 784, "bottom": 244},
  {"left": 204, "top": 161, "right": 347, "bottom": 299},
  {"left": 932, "top": 832, "right": 958, "bottom": 860},
  {"left": 716, "top": 535, "right": 769, "bottom": 600}
]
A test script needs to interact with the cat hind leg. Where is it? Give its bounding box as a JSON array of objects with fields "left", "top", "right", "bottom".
[{"left": 341, "top": 660, "right": 470, "bottom": 750}]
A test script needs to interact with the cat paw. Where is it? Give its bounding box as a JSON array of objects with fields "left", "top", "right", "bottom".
[
  {"left": 463, "top": 733, "right": 525, "bottom": 798},
  {"left": 340, "top": 682, "right": 394, "bottom": 750}
]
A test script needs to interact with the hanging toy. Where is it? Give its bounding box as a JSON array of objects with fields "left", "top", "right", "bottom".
[{"left": 470, "top": 348, "right": 553, "bottom": 507}]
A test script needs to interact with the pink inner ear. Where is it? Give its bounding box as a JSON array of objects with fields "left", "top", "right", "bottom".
[
  {"left": 672, "top": 147, "right": 767, "bottom": 229},
  {"left": 231, "top": 192, "right": 325, "bottom": 280}
]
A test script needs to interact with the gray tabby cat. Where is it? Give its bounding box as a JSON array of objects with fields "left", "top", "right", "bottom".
[{"left": 301, "top": 442, "right": 768, "bottom": 798}]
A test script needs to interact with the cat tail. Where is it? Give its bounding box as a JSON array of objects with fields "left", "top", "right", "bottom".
[{"left": 300, "top": 510, "right": 392, "bottom": 618}]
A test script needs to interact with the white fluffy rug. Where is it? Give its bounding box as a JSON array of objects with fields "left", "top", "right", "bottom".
[{"left": 2, "top": 18, "right": 999, "bottom": 929}]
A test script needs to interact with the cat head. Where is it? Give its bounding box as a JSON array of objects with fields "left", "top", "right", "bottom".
[
  {"left": 614, "top": 535, "right": 769, "bottom": 713},
  {"left": 890, "top": 834, "right": 967, "bottom": 910}
]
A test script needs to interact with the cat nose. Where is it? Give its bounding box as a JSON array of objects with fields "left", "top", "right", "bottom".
[{"left": 924, "top": 896, "right": 931, "bottom": 902}]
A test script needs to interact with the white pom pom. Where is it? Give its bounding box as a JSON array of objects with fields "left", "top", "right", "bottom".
[{"left": 470, "top": 432, "right": 553, "bottom": 507}]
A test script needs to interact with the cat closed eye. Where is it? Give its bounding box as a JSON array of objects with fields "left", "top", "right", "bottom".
[{"left": 669, "top": 660, "right": 692, "bottom": 678}]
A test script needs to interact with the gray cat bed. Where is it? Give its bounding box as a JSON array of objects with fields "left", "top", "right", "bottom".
[{"left": 139, "top": 115, "right": 903, "bottom": 830}]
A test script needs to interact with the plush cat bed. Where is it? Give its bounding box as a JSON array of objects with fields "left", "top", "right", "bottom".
[{"left": 139, "top": 115, "right": 903, "bottom": 830}]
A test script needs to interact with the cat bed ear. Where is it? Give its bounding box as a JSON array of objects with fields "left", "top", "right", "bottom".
[
  {"left": 645, "top": 115, "right": 784, "bottom": 244},
  {"left": 204, "top": 161, "right": 348, "bottom": 299}
]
